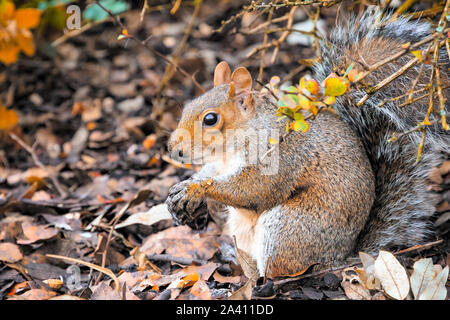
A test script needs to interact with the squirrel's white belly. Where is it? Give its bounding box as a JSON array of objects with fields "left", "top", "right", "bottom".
[{"left": 226, "top": 205, "right": 282, "bottom": 276}]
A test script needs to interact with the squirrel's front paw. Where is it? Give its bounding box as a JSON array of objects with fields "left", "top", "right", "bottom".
[{"left": 166, "top": 179, "right": 209, "bottom": 229}]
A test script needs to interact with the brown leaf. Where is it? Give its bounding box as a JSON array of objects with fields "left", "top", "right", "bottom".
[
  {"left": 229, "top": 278, "right": 255, "bottom": 300},
  {"left": 213, "top": 271, "right": 242, "bottom": 284},
  {"left": 8, "top": 288, "right": 56, "bottom": 300},
  {"left": 141, "top": 225, "right": 219, "bottom": 261},
  {"left": 0, "top": 242, "right": 23, "bottom": 263},
  {"left": 17, "top": 221, "right": 59, "bottom": 244},
  {"left": 49, "top": 295, "right": 85, "bottom": 300},
  {"left": 341, "top": 281, "right": 371, "bottom": 300},
  {"left": 189, "top": 280, "right": 212, "bottom": 300},
  {"left": 233, "top": 236, "right": 258, "bottom": 280},
  {"left": 91, "top": 281, "right": 122, "bottom": 300},
  {"left": 176, "top": 262, "right": 219, "bottom": 282}
]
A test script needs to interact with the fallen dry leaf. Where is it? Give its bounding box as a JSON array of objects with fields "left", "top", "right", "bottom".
[
  {"left": 90, "top": 281, "right": 122, "bottom": 300},
  {"left": 213, "top": 271, "right": 242, "bottom": 284},
  {"left": 341, "top": 280, "right": 371, "bottom": 300},
  {"left": 17, "top": 221, "right": 59, "bottom": 244},
  {"left": 43, "top": 278, "right": 64, "bottom": 290},
  {"left": 8, "top": 288, "right": 57, "bottom": 300},
  {"left": 0, "top": 242, "right": 23, "bottom": 263},
  {"left": 115, "top": 203, "right": 172, "bottom": 229},
  {"left": 189, "top": 280, "right": 212, "bottom": 300},
  {"left": 374, "top": 250, "right": 410, "bottom": 300},
  {"left": 233, "top": 236, "right": 258, "bottom": 280},
  {"left": 358, "top": 251, "right": 380, "bottom": 290},
  {"left": 410, "top": 258, "right": 435, "bottom": 299},
  {"left": 176, "top": 262, "right": 219, "bottom": 282},
  {"left": 49, "top": 295, "right": 85, "bottom": 300},
  {"left": 229, "top": 278, "right": 255, "bottom": 300},
  {"left": 418, "top": 266, "right": 448, "bottom": 300}
]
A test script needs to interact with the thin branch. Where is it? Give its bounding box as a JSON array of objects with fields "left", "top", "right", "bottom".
[
  {"left": 9, "top": 133, "right": 67, "bottom": 198},
  {"left": 273, "top": 239, "right": 445, "bottom": 288},
  {"left": 93, "top": 0, "right": 204, "bottom": 93}
]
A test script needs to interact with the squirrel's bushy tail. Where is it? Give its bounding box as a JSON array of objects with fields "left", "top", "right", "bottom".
[{"left": 313, "top": 8, "right": 450, "bottom": 252}]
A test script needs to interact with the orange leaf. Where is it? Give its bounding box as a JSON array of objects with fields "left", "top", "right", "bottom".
[
  {"left": 0, "top": 105, "right": 19, "bottom": 130},
  {"left": 15, "top": 8, "right": 42, "bottom": 29},
  {"left": 17, "top": 29, "right": 35, "bottom": 56},
  {"left": 0, "top": 43, "right": 20, "bottom": 64},
  {"left": 305, "top": 79, "right": 319, "bottom": 96},
  {"left": 177, "top": 272, "right": 199, "bottom": 288},
  {"left": 347, "top": 69, "right": 359, "bottom": 82},
  {"left": 96, "top": 194, "right": 125, "bottom": 204},
  {"left": 143, "top": 135, "right": 156, "bottom": 150},
  {"left": 8, "top": 281, "right": 28, "bottom": 296}
]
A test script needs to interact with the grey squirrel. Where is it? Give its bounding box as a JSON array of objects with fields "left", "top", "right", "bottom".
[{"left": 165, "top": 8, "right": 450, "bottom": 277}]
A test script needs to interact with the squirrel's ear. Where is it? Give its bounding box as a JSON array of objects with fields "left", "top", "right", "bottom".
[
  {"left": 230, "top": 67, "right": 252, "bottom": 96},
  {"left": 214, "top": 61, "right": 231, "bottom": 87}
]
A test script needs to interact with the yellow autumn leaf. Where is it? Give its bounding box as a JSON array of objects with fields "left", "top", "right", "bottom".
[
  {"left": 305, "top": 79, "right": 319, "bottom": 96},
  {"left": 324, "top": 77, "right": 348, "bottom": 97},
  {"left": 15, "top": 8, "right": 42, "bottom": 29},
  {"left": 0, "top": 105, "right": 19, "bottom": 130},
  {"left": 323, "top": 96, "right": 336, "bottom": 105},
  {"left": 411, "top": 50, "right": 422, "bottom": 61}
]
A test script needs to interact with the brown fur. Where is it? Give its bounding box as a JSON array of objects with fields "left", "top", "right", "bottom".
[{"left": 167, "top": 63, "right": 375, "bottom": 276}]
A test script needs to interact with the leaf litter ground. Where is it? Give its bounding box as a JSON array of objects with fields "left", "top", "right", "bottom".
[{"left": 0, "top": 2, "right": 449, "bottom": 300}]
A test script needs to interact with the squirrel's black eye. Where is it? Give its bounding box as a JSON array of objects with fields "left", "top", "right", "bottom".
[{"left": 202, "top": 112, "right": 219, "bottom": 127}]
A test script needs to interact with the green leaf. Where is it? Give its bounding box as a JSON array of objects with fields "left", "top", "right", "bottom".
[
  {"left": 277, "top": 98, "right": 287, "bottom": 107},
  {"left": 343, "top": 63, "right": 354, "bottom": 77},
  {"left": 286, "top": 86, "right": 298, "bottom": 93},
  {"left": 83, "top": 0, "right": 129, "bottom": 22},
  {"left": 285, "top": 94, "right": 299, "bottom": 109},
  {"left": 38, "top": 0, "right": 73, "bottom": 10}
]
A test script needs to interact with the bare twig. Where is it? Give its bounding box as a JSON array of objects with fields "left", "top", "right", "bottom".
[
  {"left": 140, "top": 0, "right": 149, "bottom": 23},
  {"left": 257, "top": 5, "right": 275, "bottom": 89},
  {"left": 46, "top": 254, "right": 120, "bottom": 292},
  {"left": 93, "top": 0, "right": 204, "bottom": 93},
  {"left": 155, "top": 0, "right": 203, "bottom": 96},
  {"left": 249, "top": 0, "right": 343, "bottom": 10},
  {"left": 146, "top": 254, "right": 207, "bottom": 266},
  {"left": 9, "top": 133, "right": 67, "bottom": 198},
  {"left": 273, "top": 239, "right": 445, "bottom": 287}
]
